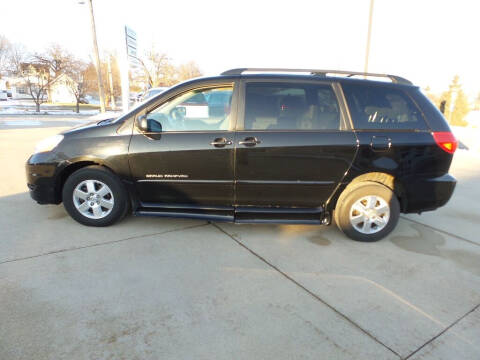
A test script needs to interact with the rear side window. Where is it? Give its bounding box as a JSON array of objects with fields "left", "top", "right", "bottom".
[
  {"left": 244, "top": 83, "right": 341, "bottom": 130},
  {"left": 342, "top": 83, "right": 427, "bottom": 130}
]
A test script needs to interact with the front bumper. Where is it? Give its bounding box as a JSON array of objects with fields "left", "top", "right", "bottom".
[
  {"left": 26, "top": 156, "right": 62, "bottom": 205},
  {"left": 403, "top": 173, "right": 456, "bottom": 213}
]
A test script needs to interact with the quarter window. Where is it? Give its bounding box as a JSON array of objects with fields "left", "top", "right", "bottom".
[
  {"left": 244, "top": 83, "right": 341, "bottom": 130},
  {"left": 145, "top": 86, "right": 233, "bottom": 132},
  {"left": 342, "top": 83, "right": 427, "bottom": 130}
]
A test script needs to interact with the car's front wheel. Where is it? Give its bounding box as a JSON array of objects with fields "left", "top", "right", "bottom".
[
  {"left": 334, "top": 181, "right": 400, "bottom": 242},
  {"left": 62, "top": 166, "right": 129, "bottom": 226}
]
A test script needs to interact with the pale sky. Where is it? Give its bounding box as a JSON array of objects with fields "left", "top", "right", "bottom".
[{"left": 2, "top": 0, "right": 479, "bottom": 97}]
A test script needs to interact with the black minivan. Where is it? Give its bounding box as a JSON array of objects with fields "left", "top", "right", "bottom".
[{"left": 26, "top": 68, "right": 457, "bottom": 241}]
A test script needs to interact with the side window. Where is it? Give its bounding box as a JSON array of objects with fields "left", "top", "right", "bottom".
[
  {"left": 244, "top": 83, "right": 341, "bottom": 130},
  {"left": 145, "top": 86, "right": 233, "bottom": 132},
  {"left": 342, "top": 83, "right": 427, "bottom": 130}
]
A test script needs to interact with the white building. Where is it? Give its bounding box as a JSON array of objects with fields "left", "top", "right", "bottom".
[{"left": 49, "top": 74, "right": 78, "bottom": 103}]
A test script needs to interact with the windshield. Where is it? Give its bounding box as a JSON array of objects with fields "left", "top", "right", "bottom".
[
  {"left": 108, "top": 87, "right": 173, "bottom": 124},
  {"left": 145, "top": 89, "right": 160, "bottom": 99}
]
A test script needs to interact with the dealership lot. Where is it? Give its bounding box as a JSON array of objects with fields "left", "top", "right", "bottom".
[{"left": 1, "top": 118, "right": 479, "bottom": 360}]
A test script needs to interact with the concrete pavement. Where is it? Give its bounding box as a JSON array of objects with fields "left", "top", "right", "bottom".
[
  {"left": 1, "top": 122, "right": 479, "bottom": 359},
  {"left": 0, "top": 115, "right": 91, "bottom": 130}
]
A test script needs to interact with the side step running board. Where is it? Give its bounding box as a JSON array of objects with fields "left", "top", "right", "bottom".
[
  {"left": 235, "top": 219, "right": 322, "bottom": 225},
  {"left": 135, "top": 203, "right": 327, "bottom": 225},
  {"left": 136, "top": 210, "right": 233, "bottom": 222},
  {"left": 235, "top": 206, "right": 323, "bottom": 214}
]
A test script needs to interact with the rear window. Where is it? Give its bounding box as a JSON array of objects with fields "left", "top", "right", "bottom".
[{"left": 342, "top": 83, "right": 427, "bottom": 130}]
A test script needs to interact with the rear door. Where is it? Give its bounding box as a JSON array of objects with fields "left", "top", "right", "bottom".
[
  {"left": 340, "top": 82, "right": 441, "bottom": 212},
  {"left": 234, "top": 80, "right": 358, "bottom": 208}
]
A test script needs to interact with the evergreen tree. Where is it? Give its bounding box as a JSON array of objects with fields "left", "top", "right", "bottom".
[
  {"left": 451, "top": 88, "right": 469, "bottom": 126},
  {"left": 440, "top": 75, "right": 470, "bottom": 126},
  {"left": 474, "top": 92, "right": 480, "bottom": 111}
]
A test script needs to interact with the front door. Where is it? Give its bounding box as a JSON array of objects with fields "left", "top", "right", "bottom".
[
  {"left": 234, "top": 80, "right": 357, "bottom": 208},
  {"left": 128, "top": 83, "right": 237, "bottom": 206}
]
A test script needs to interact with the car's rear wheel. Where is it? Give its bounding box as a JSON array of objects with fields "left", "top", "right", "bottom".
[
  {"left": 334, "top": 181, "right": 400, "bottom": 242},
  {"left": 62, "top": 166, "right": 129, "bottom": 226}
]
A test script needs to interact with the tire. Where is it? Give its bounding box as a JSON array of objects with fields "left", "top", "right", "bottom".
[
  {"left": 334, "top": 181, "right": 400, "bottom": 242},
  {"left": 62, "top": 166, "right": 129, "bottom": 226}
]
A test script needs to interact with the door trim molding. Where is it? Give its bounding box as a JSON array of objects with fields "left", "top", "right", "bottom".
[
  {"left": 138, "top": 179, "right": 331, "bottom": 185},
  {"left": 236, "top": 180, "right": 334, "bottom": 185},
  {"left": 137, "top": 179, "right": 233, "bottom": 184}
]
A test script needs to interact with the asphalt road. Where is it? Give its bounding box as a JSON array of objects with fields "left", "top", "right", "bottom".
[{"left": 1, "top": 119, "right": 479, "bottom": 360}]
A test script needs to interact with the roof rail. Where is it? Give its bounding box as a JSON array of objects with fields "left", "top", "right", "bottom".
[{"left": 220, "top": 68, "right": 412, "bottom": 85}]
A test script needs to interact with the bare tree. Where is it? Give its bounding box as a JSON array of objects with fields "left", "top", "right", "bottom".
[
  {"left": 34, "top": 44, "right": 75, "bottom": 102},
  {"left": 83, "top": 61, "right": 100, "bottom": 93},
  {"left": 138, "top": 46, "right": 203, "bottom": 89},
  {"left": 20, "top": 61, "right": 57, "bottom": 112},
  {"left": 140, "top": 47, "right": 176, "bottom": 87},
  {"left": 9, "top": 45, "right": 78, "bottom": 111},
  {"left": 0, "top": 35, "right": 11, "bottom": 76},
  {"left": 8, "top": 43, "right": 27, "bottom": 74},
  {"left": 36, "top": 45, "right": 72, "bottom": 76},
  {"left": 177, "top": 61, "right": 202, "bottom": 82},
  {"left": 65, "top": 59, "right": 89, "bottom": 113}
]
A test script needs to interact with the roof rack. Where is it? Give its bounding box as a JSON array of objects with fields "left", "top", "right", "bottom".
[{"left": 220, "top": 68, "right": 412, "bottom": 85}]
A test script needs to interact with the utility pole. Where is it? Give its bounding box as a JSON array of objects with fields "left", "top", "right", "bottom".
[
  {"left": 107, "top": 56, "right": 116, "bottom": 110},
  {"left": 364, "top": 0, "right": 375, "bottom": 74},
  {"left": 87, "top": 0, "right": 106, "bottom": 112}
]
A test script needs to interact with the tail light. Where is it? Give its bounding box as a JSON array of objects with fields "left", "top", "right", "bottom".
[{"left": 432, "top": 132, "right": 458, "bottom": 154}]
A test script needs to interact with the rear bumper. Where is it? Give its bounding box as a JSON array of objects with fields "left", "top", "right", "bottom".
[
  {"left": 403, "top": 174, "right": 456, "bottom": 213},
  {"left": 26, "top": 157, "right": 61, "bottom": 205}
]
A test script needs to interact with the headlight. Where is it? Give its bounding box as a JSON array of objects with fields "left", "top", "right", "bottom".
[{"left": 34, "top": 135, "right": 64, "bottom": 154}]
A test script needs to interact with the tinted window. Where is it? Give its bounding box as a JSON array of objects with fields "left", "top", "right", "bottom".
[
  {"left": 185, "top": 93, "right": 207, "bottom": 105},
  {"left": 145, "top": 86, "right": 233, "bottom": 132},
  {"left": 208, "top": 91, "right": 231, "bottom": 105},
  {"left": 244, "top": 83, "right": 341, "bottom": 130},
  {"left": 342, "top": 84, "right": 427, "bottom": 130}
]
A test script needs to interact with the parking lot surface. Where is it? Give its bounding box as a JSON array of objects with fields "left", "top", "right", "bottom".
[{"left": 1, "top": 119, "right": 479, "bottom": 359}]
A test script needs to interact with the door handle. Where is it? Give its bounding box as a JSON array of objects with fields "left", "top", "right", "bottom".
[
  {"left": 239, "top": 137, "right": 261, "bottom": 147},
  {"left": 210, "top": 137, "right": 233, "bottom": 147}
]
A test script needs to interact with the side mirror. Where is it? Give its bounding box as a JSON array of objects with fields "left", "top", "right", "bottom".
[
  {"left": 136, "top": 114, "right": 164, "bottom": 133},
  {"left": 136, "top": 114, "right": 149, "bottom": 132}
]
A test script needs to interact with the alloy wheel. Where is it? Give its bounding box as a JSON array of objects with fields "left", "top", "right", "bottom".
[
  {"left": 349, "top": 195, "right": 390, "bottom": 234},
  {"left": 72, "top": 179, "right": 114, "bottom": 219}
]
